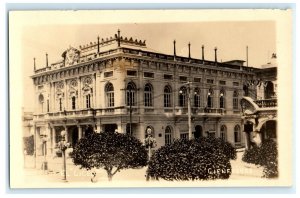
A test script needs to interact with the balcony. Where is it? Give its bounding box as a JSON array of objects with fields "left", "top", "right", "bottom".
[
  {"left": 175, "top": 107, "right": 226, "bottom": 116},
  {"left": 254, "top": 99, "right": 277, "bottom": 108}
]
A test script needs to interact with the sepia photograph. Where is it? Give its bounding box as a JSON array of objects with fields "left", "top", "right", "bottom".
[{"left": 9, "top": 9, "right": 293, "bottom": 188}]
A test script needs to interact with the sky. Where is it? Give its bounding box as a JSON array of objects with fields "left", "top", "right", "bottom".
[{"left": 18, "top": 13, "right": 276, "bottom": 111}]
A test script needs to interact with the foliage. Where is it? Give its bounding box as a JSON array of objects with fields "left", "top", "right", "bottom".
[
  {"left": 146, "top": 138, "right": 232, "bottom": 181},
  {"left": 196, "top": 137, "right": 237, "bottom": 160},
  {"left": 23, "top": 135, "right": 34, "bottom": 155},
  {"left": 71, "top": 131, "right": 148, "bottom": 181},
  {"left": 242, "top": 139, "right": 278, "bottom": 178}
]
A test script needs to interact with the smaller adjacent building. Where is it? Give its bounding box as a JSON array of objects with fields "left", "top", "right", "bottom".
[{"left": 241, "top": 53, "right": 277, "bottom": 148}]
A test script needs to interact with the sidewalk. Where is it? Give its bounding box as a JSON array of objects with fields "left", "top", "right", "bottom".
[{"left": 23, "top": 151, "right": 264, "bottom": 184}]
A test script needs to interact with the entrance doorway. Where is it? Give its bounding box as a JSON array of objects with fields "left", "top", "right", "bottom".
[
  {"left": 194, "top": 125, "right": 203, "bottom": 139},
  {"left": 103, "top": 124, "right": 117, "bottom": 133},
  {"left": 68, "top": 126, "right": 79, "bottom": 148},
  {"left": 261, "top": 120, "right": 277, "bottom": 141}
]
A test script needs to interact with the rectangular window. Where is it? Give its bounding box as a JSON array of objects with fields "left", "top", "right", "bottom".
[
  {"left": 107, "top": 93, "right": 114, "bottom": 107},
  {"left": 47, "top": 100, "right": 49, "bottom": 112},
  {"left": 180, "top": 133, "right": 188, "bottom": 139},
  {"left": 194, "top": 78, "right": 201, "bottom": 83},
  {"left": 127, "top": 70, "right": 137, "bottom": 76},
  {"left": 59, "top": 98, "right": 62, "bottom": 111},
  {"left": 207, "top": 79, "right": 214, "bottom": 84},
  {"left": 164, "top": 74, "right": 173, "bottom": 80},
  {"left": 164, "top": 93, "right": 171, "bottom": 107},
  {"left": 179, "top": 76, "right": 187, "bottom": 82},
  {"left": 233, "top": 98, "right": 239, "bottom": 110},
  {"left": 86, "top": 94, "right": 91, "bottom": 108},
  {"left": 219, "top": 80, "right": 226, "bottom": 85},
  {"left": 144, "top": 72, "right": 154, "bottom": 78},
  {"left": 233, "top": 82, "right": 240, "bottom": 86},
  {"left": 72, "top": 97, "right": 76, "bottom": 110},
  {"left": 104, "top": 71, "right": 113, "bottom": 78}
]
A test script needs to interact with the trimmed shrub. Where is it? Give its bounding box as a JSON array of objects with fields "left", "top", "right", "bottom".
[
  {"left": 242, "top": 145, "right": 262, "bottom": 165},
  {"left": 71, "top": 131, "right": 148, "bottom": 181},
  {"left": 146, "top": 138, "right": 232, "bottom": 181},
  {"left": 197, "top": 137, "right": 237, "bottom": 160},
  {"left": 242, "top": 139, "right": 278, "bottom": 178},
  {"left": 23, "top": 135, "right": 34, "bottom": 155}
]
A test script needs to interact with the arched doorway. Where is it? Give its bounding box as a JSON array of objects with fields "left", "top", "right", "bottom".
[
  {"left": 265, "top": 81, "right": 275, "bottom": 99},
  {"left": 260, "top": 120, "right": 277, "bottom": 141},
  {"left": 194, "top": 125, "right": 202, "bottom": 139}
]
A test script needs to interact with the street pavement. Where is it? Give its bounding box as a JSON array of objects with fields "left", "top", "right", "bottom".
[{"left": 22, "top": 150, "right": 264, "bottom": 185}]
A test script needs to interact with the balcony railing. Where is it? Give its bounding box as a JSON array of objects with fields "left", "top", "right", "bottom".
[
  {"left": 175, "top": 107, "right": 226, "bottom": 116},
  {"left": 254, "top": 99, "right": 277, "bottom": 108}
]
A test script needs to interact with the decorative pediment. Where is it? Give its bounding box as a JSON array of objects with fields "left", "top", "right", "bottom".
[
  {"left": 62, "top": 46, "right": 80, "bottom": 66},
  {"left": 69, "top": 87, "right": 78, "bottom": 98},
  {"left": 56, "top": 89, "right": 64, "bottom": 98},
  {"left": 82, "top": 84, "right": 92, "bottom": 96}
]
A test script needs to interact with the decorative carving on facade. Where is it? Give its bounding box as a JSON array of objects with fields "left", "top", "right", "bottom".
[
  {"left": 69, "top": 79, "right": 78, "bottom": 88},
  {"left": 62, "top": 46, "right": 80, "bottom": 66},
  {"left": 83, "top": 76, "right": 92, "bottom": 85}
]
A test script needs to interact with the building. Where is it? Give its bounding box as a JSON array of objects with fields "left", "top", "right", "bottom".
[
  {"left": 241, "top": 53, "right": 277, "bottom": 149},
  {"left": 31, "top": 30, "right": 263, "bottom": 155}
]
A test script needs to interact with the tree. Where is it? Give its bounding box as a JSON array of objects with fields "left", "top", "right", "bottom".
[
  {"left": 71, "top": 131, "right": 148, "bottom": 181},
  {"left": 23, "top": 135, "right": 34, "bottom": 155},
  {"left": 147, "top": 138, "right": 232, "bottom": 181},
  {"left": 242, "top": 138, "right": 278, "bottom": 178}
]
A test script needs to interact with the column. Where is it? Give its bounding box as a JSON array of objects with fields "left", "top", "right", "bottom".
[
  {"left": 216, "top": 119, "right": 220, "bottom": 138},
  {"left": 137, "top": 123, "right": 145, "bottom": 142},
  {"left": 64, "top": 80, "right": 67, "bottom": 110},
  {"left": 78, "top": 125, "right": 83, "bottom": 139},
  {"left": 52, "top": 82, "right": 56, "bottom": 111},
  {"left": 46, "top": 124, "right": 51, "bottom": 155},
  {"left": 51, "top": 127, "right": 56, "bottom": 154},
  {"left": 117, "top": 122, "right": 125, "bottom": 133},
  {"left": 33, "top": 124, "right": 37, "bottom": 168},
  {"left": 95, "top": 72, "right": 101, "bottom": 108},
  {"left": 64, "top": 125, "right": 68, "bottom": 142},
  {"left": 78, "top": 77, "right": 82, "bottom": 109},
  {"left": 93, "top": 73, "right": 97, "bottom": 108},
  {"left": 203, "top": 118, "right": 207, "bottom": 137}
]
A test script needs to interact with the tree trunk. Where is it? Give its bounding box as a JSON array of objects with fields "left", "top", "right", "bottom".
[{"left": 107, "top": 171, "right": 113, "bottom": 181}]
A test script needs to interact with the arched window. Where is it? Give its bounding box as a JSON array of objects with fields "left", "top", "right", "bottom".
[
  {"left": 144, "top": 83, "right": 153, "bottom": 107},
  {"left": 207, "top": 89, "right": 213, "bottom": 108},
  {"left": 105, "top": 83, "right": 114, "bottom": 107},
  {"left": 126, "top": 82, "right": 136, "bottom": 106},
  {"left": 164, "top": 85, "right": 172, "bottom": 107},
  {"left": 220, "top": 89, "right": 225, "bottom": 108},
  {"left": 233, "top": 90, "right": 239, "bottom": 110},
  {"left": 234, "top": 125, "right": 241, "bottom": 143},
  {"left": 220, "top": 125, "right": 227, "bottom": 141},
  {"left": 179, "top": 86, "right": 187, "bottom": 107},
  {"left": 165, "top": 126, "right": 173, "bottom": 145},
  {"left": 86, "top": 94, "right": 91, "bottom": 108},
  {"left": 194, "top": 88, "right": 201, "bottom": 107},
  {"left": 38, "top": 94, "right": 44, "bottom": 113},
  {"left": 71, "top": 96, "right": 76, "bottom": 110}
]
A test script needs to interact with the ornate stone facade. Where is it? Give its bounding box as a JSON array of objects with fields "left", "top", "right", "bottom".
[{"left": 31, "top": 30, "right": 265, "bottom": 155}]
